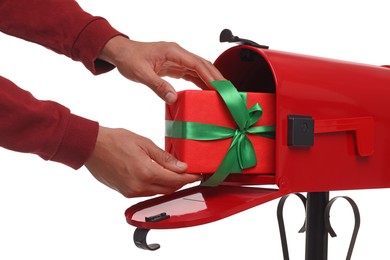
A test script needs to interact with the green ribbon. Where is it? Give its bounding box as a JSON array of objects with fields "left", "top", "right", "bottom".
[{"left": 165, "top": 80, "right": 275, "bottom": 186}]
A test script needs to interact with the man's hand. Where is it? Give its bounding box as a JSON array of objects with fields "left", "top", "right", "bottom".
[
  {"left": 99, "top": 36, "right": 225, "bottom": 104},
  {"left": 85, "top": 126, "right": 201, "bottom": 198}
]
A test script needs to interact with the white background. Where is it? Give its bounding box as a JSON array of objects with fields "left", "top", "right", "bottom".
[{"left": 1, "top": 0, "right": 390, "bottom": 259}]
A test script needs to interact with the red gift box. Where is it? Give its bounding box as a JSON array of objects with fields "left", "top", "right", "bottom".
[{"left": 165, "top": 89, "right": 275, "bottom": 175}]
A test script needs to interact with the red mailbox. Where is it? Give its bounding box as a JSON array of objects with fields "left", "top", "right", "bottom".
[
  {"left": 125, "top": 36, "right": 390, "bottom": 248},
  {"left": 215, "top": 44, "right": 389, "bottom": 193}
]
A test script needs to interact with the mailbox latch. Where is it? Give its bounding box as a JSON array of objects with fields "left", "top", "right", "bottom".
[{"left": 288, "top": 115, "right": 314, "bottom": 147}]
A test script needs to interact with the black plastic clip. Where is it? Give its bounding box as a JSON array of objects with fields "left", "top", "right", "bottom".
[
  {"left": 288, "top": 115, "right": 314, "bottom": 147},
  {"left": 219, "top": 28, "right": 269, "bottom": 49},
  {"left": 133, "top": 212, "right": 170, "bottom": 251},
  {"left": 277, "top": 193, "right": 307, "bottom": 260},
  {"left": 325, "top": 196, "right": 360, "bottom": 260},
  {"left": 145, "top": 212, "right": 170, "bottom": 222}
]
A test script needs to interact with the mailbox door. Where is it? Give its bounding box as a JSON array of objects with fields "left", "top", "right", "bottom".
[
  {"left": 126, "top": 185, "right": 286, "bottom": 229},
  {"left": 214, "top": 45, "right": 390, "bottom": 192}
]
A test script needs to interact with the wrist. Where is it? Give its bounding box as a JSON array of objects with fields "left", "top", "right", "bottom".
[{"left": 99, "top": 35, "right": 130, "bottom": 66}]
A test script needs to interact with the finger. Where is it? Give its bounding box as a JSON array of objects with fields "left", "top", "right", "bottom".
[
  {"left": 157, "top": 64, "right": 211, "bottom": 90},
  {"left": 193, "top": 57, "right": 226, "bottom": 84},
  {"left": 144, "top": 142, "right": 189, "bottom": 173},
  {"left": 147, "top": 164, "right": 202, "bottom": 189},
  {"left": 180, "top": 56, "right": 225, "bottom": 89},
  {"left": 181, "top": 74, "right": 211, "bottom": 90},
  {"left": 140, "top": 153, "right": 201, "bottom": 192},
  {"left": 157, "top": 62, "right": 199, "bottom": 79},
  {"left": 169, "top": 47, "right": 225, "bottom": 83}
]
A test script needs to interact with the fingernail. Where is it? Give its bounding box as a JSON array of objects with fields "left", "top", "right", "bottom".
[
  {"left": 176, "top": 160, "right": 187, "bottom": 169},
  {"left": 165, "top": 92, "right": 176, "bottom": 104}
]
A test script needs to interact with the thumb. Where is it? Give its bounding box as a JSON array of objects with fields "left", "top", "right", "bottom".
[{"left": 144, "top": 74, "right": 178, "bottom": 104}]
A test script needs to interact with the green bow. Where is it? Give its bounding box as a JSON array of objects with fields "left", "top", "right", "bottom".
[{"left": 165, "top": 80, "right": 275, "bottom": 186}]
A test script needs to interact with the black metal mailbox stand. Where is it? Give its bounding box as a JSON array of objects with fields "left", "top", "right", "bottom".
[{"left": 277, "top": 191, "right": 360, "bottom": 260}]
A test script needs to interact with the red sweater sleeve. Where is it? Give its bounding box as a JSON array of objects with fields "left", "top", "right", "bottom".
[
  {"left": 0, "top": 76, "right": 98, "bottom": 169},
  {"left": 0, "top": 0, "right": 126, "bottom": 74},
  {"left": 0, "top": 0, "right": 126, "bottom": 168}
]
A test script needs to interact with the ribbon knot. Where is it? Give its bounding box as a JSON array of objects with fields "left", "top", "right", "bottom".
[
  {"left": 232, "top": 126, "right": 255, "bottom": 170},
  {"left": 165, "top": 80, "right": 275, "bottom": 186}
]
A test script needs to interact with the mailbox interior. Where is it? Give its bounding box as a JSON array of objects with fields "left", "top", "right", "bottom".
[{"left": 214, "top": 46, "right": 276, "bottom": 94}]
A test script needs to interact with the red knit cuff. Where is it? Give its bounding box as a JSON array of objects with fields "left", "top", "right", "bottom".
[
  {"left": 50, "top": 114, "right": 99, "bottom": 169},
  {"left": 71, "top": 17, "right": 127, "bottom": 75}
]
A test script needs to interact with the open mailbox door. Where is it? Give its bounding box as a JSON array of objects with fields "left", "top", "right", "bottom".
[
  {"left": 126, "top": 185, "right": 287, "bottom": 251},
  {"left": 126, "top": 185, "right": 285, "bottom": 230},
  {"left": 125, "top": 32, "right": 390, "bottom": 250}
]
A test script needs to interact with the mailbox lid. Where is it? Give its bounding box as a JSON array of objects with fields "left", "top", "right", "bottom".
[
  {"left": 125, "top": 181, "right": 286, "bottom": 229},
  {"left": 214, "top": 45, "right": 390, "bottom": 192}
]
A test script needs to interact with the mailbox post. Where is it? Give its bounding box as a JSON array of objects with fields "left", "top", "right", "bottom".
[{"left": 305, "top": 192, "right": 329, "bottom": 260}]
